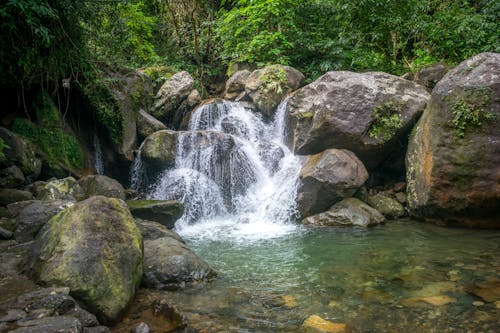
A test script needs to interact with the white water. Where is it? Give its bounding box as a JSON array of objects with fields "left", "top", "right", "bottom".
[
  {"left": 93, "top": 134, "right": 104, "bottom": 175},
  {"left": 142, "top": 100, "right": 301, "bottom": 242}
]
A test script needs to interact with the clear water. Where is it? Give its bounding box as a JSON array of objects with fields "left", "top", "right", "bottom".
[{"left": 162, "top": 221, "right": 500, "bottom": 332}]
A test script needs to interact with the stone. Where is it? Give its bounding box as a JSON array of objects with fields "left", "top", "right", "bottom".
[
  {"left": 401, "top": 295, "right": 457, "bottom": 307},
  {"left": 36, "top": 177, "right": 83, "bottom": 201},
  {"left": 286, "top": 71, "right": 430, "bottom": 170},
  {"left": 134, "top": 218, "right": 185, "bottom": 242},
  {"left": 14, "top": 200, "right": 74, "bottom": 243},
  {"left": 365, "top": 193, "right": 405, "bottom": 219},
  {"left": 10, "top": 316, "right": 82, "bottom": 333},
  {"left": 0, "top": 309, "right": 26, "bottom": 322},
  {"left": 0, "top": 127, "right": 42, "bottom": 180},
  {"left": 469, "top": 280, "right": 500, "bottom": 302},
  {"left": 25, "top": 196, "right": 143, "bottom": 322},
  {"left": 151, "top": 71, "right": 194, "bottom": 123},
  {"left": 133, "top": 322, "right": 150, "bottom": 333},
  {"left": 136, "top": 109, "right": 167, "bottom": 140},
  {"left": 282, "top": 295, "right": 298, "bottom": 308},
  {"left": 142, "top": 236, "right": 216, "bottom": 290},
  {"left": 127, "top": 200, "right": 184, "bottom": 229},
  {"left": 297, "top": 149, "right": 368, "bottom": 218},
  {"left": 406, "top": 52, "right": 500, "bottom": 227},
  {"left": 83, "top": 326, "right": 110, "bottom": 333},
  {"left": 140, "top": 130, "right": 178, "bottom": 177},
  {"left": 224, "top": 70, "right": 251, "bottom": 100},
  {"left": 302, "top": 315, "right": 349, "bottom": 333},
  {"left": 302, "top": 197, "right": 385, "bottom": 227},
  {"left": 245, "top": 65, "right": 304, "bottom": 117},
  {"left": 0, "top": 225, "right": 13, "bottom": 239},
  {"left": 412, "top": 62, "right": 450, "bottom": 91},
  {"left": 64, "top": 306, "right": 99, "bottom": 327},
  {"left": 0, "top": 165, "right": 25, "bottom": 188},
  {"left": 0, "top": 188, "right": 33, "bottom": 206},
  {"left": 173, "top": 89, "right": 202, "bottom": 129},
  {"left": 78, "top": 175, "right": 125, "bottom": 200}
]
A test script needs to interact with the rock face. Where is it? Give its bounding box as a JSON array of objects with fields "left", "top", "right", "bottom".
[
  {"left": 224, "top": 70, "right": 251, "bottom": 100},
  {"left": 15, "top": 200, "right": 74, "bottom": 243},
  {"left": 286, "top": 71, "right": 430, "bottom": 169},
  {"left": 245, "top": 65, "right": 304, "bottom": 117},
  {"left": 26, "top": 196, "right": 143, "bottom": 322},
  {"left": 78, "top": 175, "right": 125, "bottom": 200},
  {"left": 297, "top": 149, "right": 368, "bottom": 218},
  {"left": 406, "top": 52, "right": 500, "bottom": 228},
  {"left": 302, "top": 198, "right": 385, "bottom": 227},
  {"left": 136, "top": 109, "right": 167, "bottom": 140},
  {"left": 127, "top": 200, "right": 184, "bottom": 229},
  {"left": 151, "top": 71, "right": 194, "bottom": 124},
  {"left": 142, "top": 236, "right": 216, "bottom": 290},
  {"left": 0, "top": 127, "right": 41, "bottom": 180}
]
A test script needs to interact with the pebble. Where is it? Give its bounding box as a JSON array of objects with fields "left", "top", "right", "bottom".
[{"left": 472, "top": 301, "right": 484, "bottom": 307}]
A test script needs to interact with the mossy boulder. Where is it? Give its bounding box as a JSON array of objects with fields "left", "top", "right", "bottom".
[
  {"left": 301, "top": 197, "right": 385, "bottom": 227},
  {"left": 78, "top": 175, "right": 125, "bottom": 201},
  {"left": 406, "top": 52, "right": 500, "bottom": 228},
  {"left": 36, "top": 177, "right": 83, "bottom": 201},
  {"left": 25, "top": 196, "right": 143, "bottom": 322},
  {"left": 245, "top": 65, "right": 304, "bottom": 117},
  {"left": 127, "top": 200, "right": 184, "bottom": 229},
  {"left": 297, "top": 149, "right": 368, "bottom": 218},
  {"left": 286, "top": 71, "right": 430, "bottom": 170},
  {"left": 140, "top": 130, "right": 179, "bottom": 177},
  {"left": 0, "top": 127, "right": 41, "bottom": 180},
  {"left": 365, "top": 193, "right": 405, "bottom": 219}
]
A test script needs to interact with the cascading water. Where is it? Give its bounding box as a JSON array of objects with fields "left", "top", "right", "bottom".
[
  {"left": 141, "top": 100, "right": 301, "bottom": 241},
  {"left": 93, "top": 134, "right": 104, "bottom": 175}
]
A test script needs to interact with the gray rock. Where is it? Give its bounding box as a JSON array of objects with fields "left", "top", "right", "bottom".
[
  {"left": 25, "top": 292, "right": 76, "bottom": 316},
  {"left": 78, "top": 175, "right": 125, "bottom": 200},
  {"left": 10, "top": 316, "right": 82, "bottom": 333},
  {"left": 0, "top": 309, "right": 26, "bottom": 322},
  {"left": 412, "top": 62, "right": 450, "bottom": 91},
  {"left": 127, "top": 200, "right": 184, "bottom": 229},
  {"left": 245, "top": 65, "right": 304, "bottom": 117},
  {"left": 83, "top": 326, "right": 110, "bottom": 333},
  {"left": 302, "top": 197, "right": 385, "bottom": 227},
  {"left": 406, "top": 52, "right": 500, "bottom": 228},
  {"left": 133, "top": 322, "right": 150, "bottom": 333},
  {"left": 297, "top": 149, "right": 368, "bottom": 218},
  {"left": 36, "top": 177, "right": 83, "bottom": 201},
  {"left": 0, "top": 165, "right": 25, "bottom": 188},
  {"left": 173, "top": 89, "right": 202, "bottom": 128},
  {"left": 134, "top": 218, "right": 184, "bottom": 242},
  {"left": 0, "top": 188, "right": 33, "bottom": 206},
  {"left": 15, "top": 200, "right": 74, "bottom": 243},
  {"left": 0, "top": 225, "right": 13, "bottom": 239},
  {"left": 140, "top": 130, "right": 178, "bottom": 177},
  {"left": 143, "top": 237, "right": 216, "bottom": 290},
  {"left": 0, "top": 127, "right": 42, "bottom": 180},
  {"left": 366, "top": 193, "right": 405, "bottom": 219},
  {"left": 224, "top": 70, "right": 251, "bottom": 100},
  {"left": 136, "top": 109, "right": 167, "bottom": 140},
  {"left": 64, "top": 306, "right": 99, "bottom": 327},
  {"left": 286, "top": 71, "right": 430, "bottom": 169},
  {"left": 151, "top": 71, "right": 194, "bottom": 123}
]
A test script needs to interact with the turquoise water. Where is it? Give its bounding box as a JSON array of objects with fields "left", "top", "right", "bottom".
[{"left": 163, "top": 220, "right": 500, "bottom": 332}]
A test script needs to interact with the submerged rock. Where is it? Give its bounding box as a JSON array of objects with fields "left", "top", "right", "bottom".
[
  {"left": 25, "top": 196, "right": 143, "bottom": 322},
  {"left": 469, "top": 280, "right": 500, "bottom": 302},
  {"left": 406, "top": 52, "right": 500, "bottom": 228},
  {"left": 302, "top": 315, "right": 349, "bottom": 333},
  {"left": 286, "top": 71, "right": 430, "bottom": 170},
  {"left": 142, "top": 236, "right": 216, "bottom": 290},
  {"left": 302, "top": 197, "right": 385, "bottom": 227},
  {"left": 127, "top": 200, "right": 184, "bottom": 229},
  {"left": 78, "top": 175, "right": 125, "bottom": 200},
  {"left": 297, "top": 149, "right": 368, "bottom": 218},
  {"left": 245, "top": 65, "right": 304, "bottom": 117}
]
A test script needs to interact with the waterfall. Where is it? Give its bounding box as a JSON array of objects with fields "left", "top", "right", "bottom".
[
  {"left": 93, "top": 134, "right": 104, "bottom": 175},
  {"left": 141, "top": 100, "right": 301, "bottom": 241}
]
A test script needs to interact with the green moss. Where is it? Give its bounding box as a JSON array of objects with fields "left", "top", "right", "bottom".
[
  {"left": 11, "top": 95, "right": 84, "bottom": 170},
  {"left": 126, "top": 199, "right": 164, "bottom": 209},
  {"left": 369, "top": 101, "right": 405, "bottom": 142},
  {"left": 449, "top": 87, "right": 493, "bottom": 138},
  {"left": 259, "top": 65, "right": 288, "bottom": 95}
]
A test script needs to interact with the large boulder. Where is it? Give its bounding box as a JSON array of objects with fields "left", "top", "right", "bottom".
[
  {"left": 298, "top": 149, "right": 368, "bottom": 218},
  {"left": 126, "top": 200, "right": 184, "bottom": 229},
  {"left": 25, "top": 196, "right": 143, "bottom": 322},
  {"left": 78, "top": 175, "right": 125, "bottom": 200},
  {"left": 136, "top": 109, "right": 167, "bottom": 140},
  {"left": 36, "top": 177, "right": 83, "bottom": 201},
  {"left": 406, "top": 52, "right": 500, "bottom": 228},
  {"left": 151, "top": 71, "right": 194, "bottom": 124},
  {"left": 15, "top": 200, "right": 74, "bottom": 243},
  {"left": 0, "top": 127, "right": 41, "bottom": 180},
  {"left": 139, "top": 130, "right": 179, "bottom": 177},
  {"left": 142, "top": 236, "right": 216, "bottom": 290},
  {"left": 0, "top": 165, "right": 25, "bottom": 188},
  {"left": 286, "top": 71, "right": 430, "bottom": 169},
  {"left": 245, "top": 65, "right": 304, "bottom": 117},
  {"left": 224, "top": 70, "right": 251, "bottom": 100}
]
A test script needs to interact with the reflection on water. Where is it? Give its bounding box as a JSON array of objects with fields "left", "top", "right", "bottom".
[{"left": 148, "top": 220, "right": 500, "bottom": 332}]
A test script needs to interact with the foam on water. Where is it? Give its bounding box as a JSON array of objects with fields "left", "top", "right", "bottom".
[{"left": 140, "top": 100, "right": 301, "bottom": 242}]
